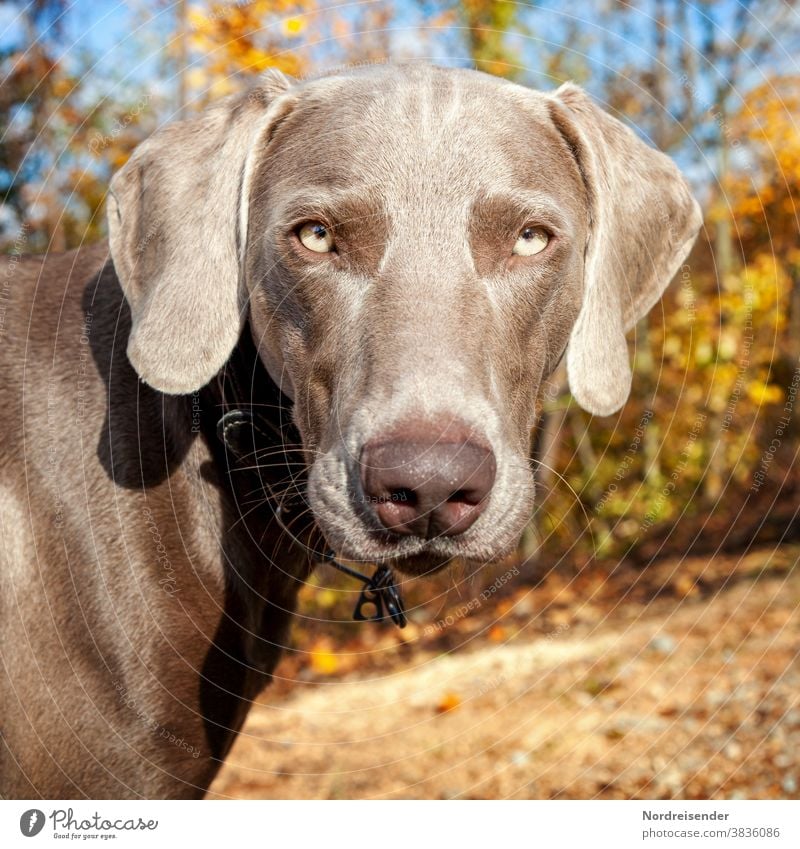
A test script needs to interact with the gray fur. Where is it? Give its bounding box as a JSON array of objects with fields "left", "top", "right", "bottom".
[{"left": 0, "top": 64, "right": 700, "bottom": 798}]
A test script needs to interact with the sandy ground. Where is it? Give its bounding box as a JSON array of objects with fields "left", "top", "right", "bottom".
[{"left": 210, "top": 551, "right": 800, "bottom": 799}]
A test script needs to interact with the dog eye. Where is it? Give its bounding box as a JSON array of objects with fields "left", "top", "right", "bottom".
[
  {"left": 298, "top": 222, "right": 335, "bottom": 254},
  {"left": 512, "top": 226, "right": 549, "bottom": 257}
]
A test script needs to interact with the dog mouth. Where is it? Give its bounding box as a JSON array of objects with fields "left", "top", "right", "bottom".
[
  {"left": 306, "top": 498, "right": 531, "bottom": 580},
  {"left": 322, "top": 529, "right": 458, "bottom": 576},
  {"left": 319, "top": 517, "right": 513, "bottom": 578},
  {"left": 381, "top": 550, "right": 457, "bottom": 577},
  {"left": 357, "top": 534, "right": 459, "bottom": 576}
]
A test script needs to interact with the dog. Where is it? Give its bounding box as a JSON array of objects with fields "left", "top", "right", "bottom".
[{"left": 0, "top": 63, "right": 701, "bottom": 798}]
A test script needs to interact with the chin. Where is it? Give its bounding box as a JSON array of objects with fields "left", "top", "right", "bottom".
[
  {"left": 383, "top": 550, "right": 456, "bottom": 578},
  {"left": 325, "top": 523, "right": 518, "bottom": 579},
  {"left": 329, "top": 532, "right": 458, "bottom": 576}
]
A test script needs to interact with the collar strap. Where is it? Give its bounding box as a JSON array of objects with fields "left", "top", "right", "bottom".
[{"left": 319, "top": 552, "right": 407, "bottom": 628}]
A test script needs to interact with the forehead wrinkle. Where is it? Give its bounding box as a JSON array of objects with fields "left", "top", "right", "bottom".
[
  {"left": 271, "top": 114, "right": 384, "bottom": 158},
  {"left": 419, "top": 74, "right": 465, "bottom": 157},
  {"left": 415, "top": 75, "right": 433, "bottom": 133},
  {"left": 381, "top": 120, "right": 517, "bottom": 214},
  {"left": 476, "top": 189, "right": 574, "bottom": 234},
  {"left": 270, "top": 71, "right": 525, "bottom": 209},
  {"left": 271, "top": 186, "right": 384, "bottom": 223}
]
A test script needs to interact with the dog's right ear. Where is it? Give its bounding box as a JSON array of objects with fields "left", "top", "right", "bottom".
[{"left": 107, "top": 72, "right": 297, "bottom": 395}]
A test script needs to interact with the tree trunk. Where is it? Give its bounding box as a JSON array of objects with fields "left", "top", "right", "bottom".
[{"left": 705, "top": 101, "right": 735, "bottom": 502}]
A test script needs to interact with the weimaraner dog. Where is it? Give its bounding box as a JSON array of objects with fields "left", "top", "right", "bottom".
[{"left": 0, "top": 64, "right": 700, "bottom": 798}]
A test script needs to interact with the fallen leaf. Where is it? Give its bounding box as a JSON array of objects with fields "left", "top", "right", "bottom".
[
  {"left": 310, "top": 650, "right": 340, "bottom": 676},
  {"left": 436, "top": 692, "right": 462, "bottom": 713},
  {"left": 488, "top": 625, "right": 506, "bottom": 642}
]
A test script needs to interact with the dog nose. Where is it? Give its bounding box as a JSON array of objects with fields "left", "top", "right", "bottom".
[{"left": 359, "top": 420, "right": 496, "bottom": 538}]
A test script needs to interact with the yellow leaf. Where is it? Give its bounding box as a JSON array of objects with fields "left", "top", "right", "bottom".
[
  {"left": 315, "top": 589, "right": 338, "bottom": 609},
  {"left": 186, "top": 68, "right": 207, "bottom": 90},
  {"left": 210, "top": 77, "right": 236, "bottom": 98},
  {"left": 282, "top": 17, "right": 307, "bottom": 37},
  {"left": 52, "top": 78, "right": 72, "bottom": 98},
  {"left": 674, "top": 575, "right": 697, "bottom": 598},
  {"left": 310, "top": 649, "right": 339, "bottom": 675},
  {"left": 747, "top": 382, "right": 784, "bottom": 405},
  {"left": 435, "top": 692, "right": 461, "bottom": 713},
  {"left": 187, "top": 8, "right": 208, "bottom": 29}
]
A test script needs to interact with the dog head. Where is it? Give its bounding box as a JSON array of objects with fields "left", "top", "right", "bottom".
[{"left": 108, "top": 64, "right": 701, "bottom": 576}]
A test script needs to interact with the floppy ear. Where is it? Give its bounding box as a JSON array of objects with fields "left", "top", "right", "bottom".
[
  {"left": 547, "top": 83, "right": 702, "bottom": 416},
  {"left": 107, "top": 73, "right": 297, "bottom": 395}
]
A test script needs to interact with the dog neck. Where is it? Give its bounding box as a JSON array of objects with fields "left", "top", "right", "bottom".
[
  {"left": 204, "top": 328, "right": 408, "bottom": 629},
  {"left": 194, "top": 327, "right": 322, "bottom": 579}
]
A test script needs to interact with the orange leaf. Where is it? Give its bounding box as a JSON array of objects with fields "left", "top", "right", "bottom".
[
  {"left": 310, "top": 649, "right": 339, "bottom": 676},
  {"left": 488, "top": 625, "right": 506, "bottom": 642},
  {"left": 435, "top": 692, "right": 461, "bottom": 713}
]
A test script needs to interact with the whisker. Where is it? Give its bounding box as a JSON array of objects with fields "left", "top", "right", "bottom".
[
  {"left": 227, "top": 497, "right": 273, "bottom": 531},
  {"left": 222, "top": 444, "right": 308, "bottom": 464}
]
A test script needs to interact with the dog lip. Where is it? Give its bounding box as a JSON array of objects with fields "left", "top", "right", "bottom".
[
  {"left": 327, "top": 525, "right": 496, "bottom": 574},
  {"left": 323, "top": 522, "right": 447, "bottom": 561},
  {"left": 386, "top": 553, "right": 454, "bottom": 577},
  {"left": 334, "top": 532, "right": 437, "bottom": 561}
]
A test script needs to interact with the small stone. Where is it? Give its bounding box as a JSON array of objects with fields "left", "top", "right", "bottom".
[
  {"left": 663, "top": 769, "right": 683, "bottom": 791},
  {"left": 649, "top": 634, "right": 677, "bottom": 654},
  {"left": 510, "top": 750, "right": 531, "bottom": 766},
  {"left": 782, "top": 776, "right": 797, "bottom": 794}
]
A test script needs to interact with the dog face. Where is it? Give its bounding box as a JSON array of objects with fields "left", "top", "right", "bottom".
[{"left": 108, "top": 64, "right": 701, "bottom": 576}]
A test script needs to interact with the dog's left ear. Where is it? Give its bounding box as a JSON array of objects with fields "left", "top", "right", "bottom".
[{"left": 547, "top": 83, "right": 702, "bottom": 416}]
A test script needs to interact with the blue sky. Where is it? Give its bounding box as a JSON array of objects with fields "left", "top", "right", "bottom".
[
  {"left": 1, "top": 0, "right": 135, "bottom": 55},
  {"left": 1, "top": 0, "right": 791, "bottom": 96}
]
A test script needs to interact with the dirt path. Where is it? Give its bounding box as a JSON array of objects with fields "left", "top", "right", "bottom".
[{"left": 211, "top": 557, "right": 800, "bottom": 799}]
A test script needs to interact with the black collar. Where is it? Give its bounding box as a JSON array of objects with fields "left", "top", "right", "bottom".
[{"left": 213, "top": 336, "right": 407, "bottom": 629}]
